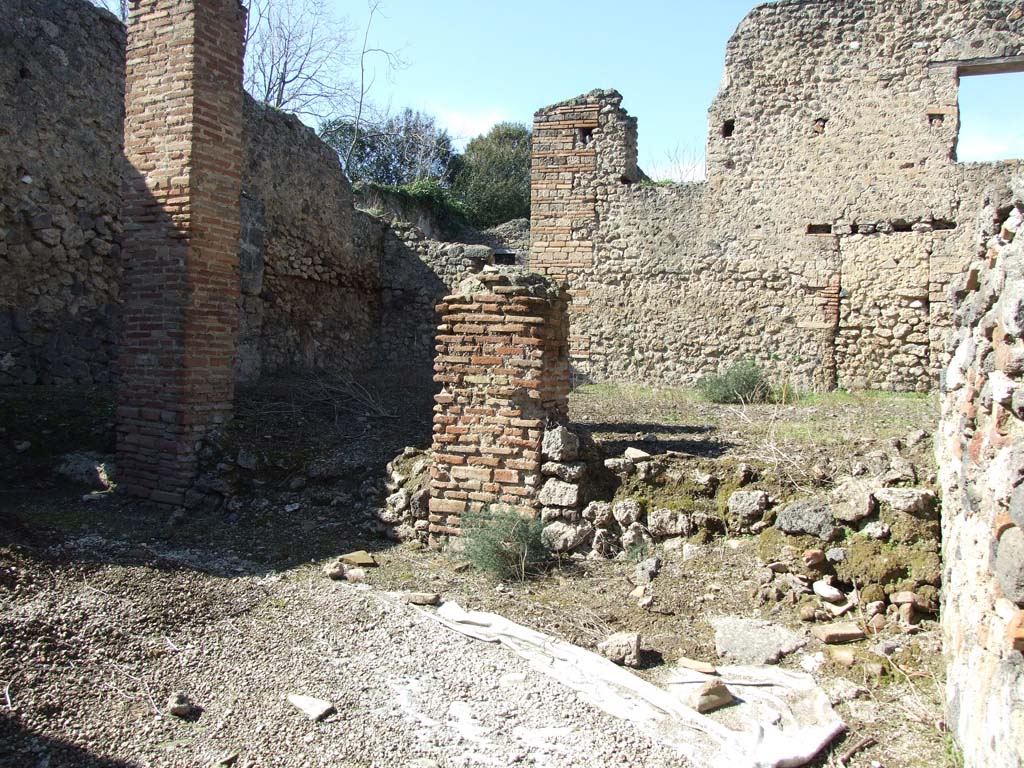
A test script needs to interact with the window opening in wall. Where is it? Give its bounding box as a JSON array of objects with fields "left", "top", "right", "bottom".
[
  {"left": 806, "top": 223, "right": 833, "bottom": 235},
  {"left": 721, "top": 119, "right": 735, "bottom": 138},
  {"left": 928, "top": 113, "right": 945, "bottom": 128},
  {"left": 576, "top": 127, "right": 594, "bottom": 146},
  {"left": 956, "top": 69, "right": 1024, "bottom": 162}
]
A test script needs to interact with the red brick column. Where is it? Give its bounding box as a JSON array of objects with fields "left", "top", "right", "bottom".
[
  {"left": 429, "top": 271, "right": 570, "bottom": 543},
  {"left": 116, "top": 0, "right": 245, "bottom": 505}
]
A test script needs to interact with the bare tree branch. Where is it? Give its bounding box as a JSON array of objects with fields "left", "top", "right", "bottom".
[{"left": 242, "top": 0, "right": 400, "bottom": 125}]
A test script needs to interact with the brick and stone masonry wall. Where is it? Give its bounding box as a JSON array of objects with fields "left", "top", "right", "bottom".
[
  {"left": 531, "top": 1, "right": 1024, "bottom": 391},
  {"left": 2, "top": 0, "right": 389, "bottom": 389},
  {"left": 429, "top": 270, "right": 570, "bottom": 544},
  {"left": 116, "top": 0, "right": 245, "bottom": 504},
  {"left": 938, "top": 194, "right": 1024, "bottom": 768}
]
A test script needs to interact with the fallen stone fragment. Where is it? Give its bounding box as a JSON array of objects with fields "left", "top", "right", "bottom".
[
  {"left": 866, "top": 614, "right": 887, "bottom": 634},
  {"left": 676, "top": 656, "right": 718, "bottom": 675},
  {"left": 340, "top": 550, "right": 377, "bottom": 567},
  {"left": 688, "top": 680, "right": 736, "bottom": 713},
  {"left": 402, "top": 592, "right": 441, "bottom": 606},
  {"left": 287, "top": 694, "right": 336, "bottom": 721},
  {"left": 825, "top": 678, "right": 868, "bottom": 706},
  {"left": 210, "top": 753, "right": 239, "bottom": 767},
  {"left": 812, "top": 580, "right": 845, "bottom": 604},
  {"left": 323, "top": 559, "right": 347, "bottom": 580},
  {"left": 829, "top": 477, "right": 877, "bottom": 523},
  {"left": 634, "top": 556, "right": 662, "bottom": 585},
  {"left": 236, "top": 448, "right": 258, "bottom": 470},
  {"left": 597, "top": 631, "right": 642, "bottom": 668},
  {"left": 811, "top": 622, "right": 865, "bottom": 644},
  {"left": 345, "top": 567, "right": 366, "bottom": 583},
  {"left": 620, "top": 522, "right": 653, "bottom": 552},
  {"left": 56, "top": 452, "right": 115, "bottom": 490},
  {"left": 803, "top": 549, "right": 825, "bottom": 567},
  {"left": 167, "top": 691, "right": 199, "bottom": 719},
  {"left": 711, "top": 617, "right": 806, "bottom": 664},
  {"left": 541, "top": 520, "right": 593, "bottom": 553},
  {"left": 647, "top": 507, "right": 692, "bottom": 537},
  {"left": 829, "top": 647, "right": 856, "bottom": 667},
  {"left": 623, "top": 446, "right": 652, "bottom": 462},
  {"left": 728, "top": 490, "right": 769, "bottom": 525}
]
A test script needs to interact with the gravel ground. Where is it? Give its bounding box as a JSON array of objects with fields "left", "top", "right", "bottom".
[{"left": 1, "top": 532, "right": 689, "bottom": 768}]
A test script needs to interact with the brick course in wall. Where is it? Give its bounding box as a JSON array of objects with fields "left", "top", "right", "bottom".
[
  {"left": 429, "top": 270, "right": 569, "bottom": 544},
  {"left": 116, "top": 0, "right": 245, "bottom": 505}
]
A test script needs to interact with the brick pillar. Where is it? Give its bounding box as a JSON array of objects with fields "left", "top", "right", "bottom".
[
  {"left": 116, "top": 0, "right": 245, "bottom": 505},
  {"left": 529, "top": 89, "right": 638, "bottom": 282},
  {"left": 429, "top": 270, "right": 570, "bottom": 543}
]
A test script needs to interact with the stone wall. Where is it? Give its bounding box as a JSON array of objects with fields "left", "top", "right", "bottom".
[
  {"left": 530, "top": 1, "right": 1024, "bottom": 391},
  {"left": 1, "top": 0, "right": 397, "bottom": 388},
  {"left": 0, "top": 0, "right": 126, "bottom": 386},
  {"left": 429, "top": 270, "right": 570, "bottom": 543},
  {"left": 239, "top": 98, "right": 377, "bottom": 381},
  {"left": 938, "top": 195, "right": 1024, "bottom": 768}
]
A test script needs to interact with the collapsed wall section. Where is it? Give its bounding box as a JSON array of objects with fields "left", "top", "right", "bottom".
[
  {"left": 938, "top": 198, "right": 1024, "bottom": 768},
  {"left": 116, "top": 0, "right": 245, "bottom": 504},
  {"left": 429, "top": 270, "right": 569, "bottom": 543}
]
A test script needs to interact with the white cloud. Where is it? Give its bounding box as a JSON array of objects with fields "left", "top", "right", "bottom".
[
  {"left": 957, "top": 128, "right": 1024, "bottom": 163},
  {"left": 431, "top": 107, "right": 509, "bottom": 147}
]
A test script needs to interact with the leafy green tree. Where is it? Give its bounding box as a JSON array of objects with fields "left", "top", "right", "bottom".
[
  {"left": 451, "top": 123, "right": 532, "bottom": 228},
  {"left": 322, "top": 108, "right": 457, "bottom": 186}
]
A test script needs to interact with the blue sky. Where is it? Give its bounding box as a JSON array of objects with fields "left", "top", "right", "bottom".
[
  {"left": 346, "top": 0, "right": 757, "bottom": 178},
  {"left": 345, "top": 0, "right": 1024, "bottom": 177}
]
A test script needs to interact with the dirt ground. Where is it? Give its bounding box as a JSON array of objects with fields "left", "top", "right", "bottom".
[{"left": 0, "top": 374, "right": 956, "bottom": 768}]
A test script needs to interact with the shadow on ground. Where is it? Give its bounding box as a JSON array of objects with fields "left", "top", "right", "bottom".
[{"left": 0, "top": 365, "right": 439, "bottom": 578}]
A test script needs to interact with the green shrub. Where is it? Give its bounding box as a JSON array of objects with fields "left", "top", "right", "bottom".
[
  {"left": 460, "top": 507, "right": 549, "bottom": 580},
  {"left": 697, "top": 359, "right": 774, "bottom": 404}
]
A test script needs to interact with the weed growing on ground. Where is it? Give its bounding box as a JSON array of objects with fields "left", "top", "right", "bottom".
[
  {"left": 460, "top": 508, "right": 550, "bottom": 581},
  {"left": 697, "top": 360, "right": 776, "bottom": 404}
]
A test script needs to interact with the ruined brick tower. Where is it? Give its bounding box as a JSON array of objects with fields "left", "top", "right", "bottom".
[{"left": 116, "top": 0, "right": 246, "bottom": 504}]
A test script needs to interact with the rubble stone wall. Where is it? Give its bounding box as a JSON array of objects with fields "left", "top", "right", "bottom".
[
  {"left": 0, "top": 0, "right": 126, "bottom": 386},
  {"left": 531, "top": 1, "right": 1024, "bottom": 390},
  {"left": 429, "top": 271, "right": 570, "bottom": 543},
  {"left": 239, "top": 98, "right": 377, "bottom": 381},
  {"left": 938, "top": 195, "right": 1024, "bottom": 768}
]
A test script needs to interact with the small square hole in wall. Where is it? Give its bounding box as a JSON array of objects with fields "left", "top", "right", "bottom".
[
  {"left": 806, "top": 223, "right": 833, "bottom": 235},
  {"left": 721, "top": 119, "right": 735, "bottom": 138},
  {"left": 813, "top": 117, "right": 828, "bottom": 134},
  {"left": 928, "top": 113, "right": 945, "bottom": 128},
  {"left": 576, "top": 127, "right": 594, "bottom": 146}
]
